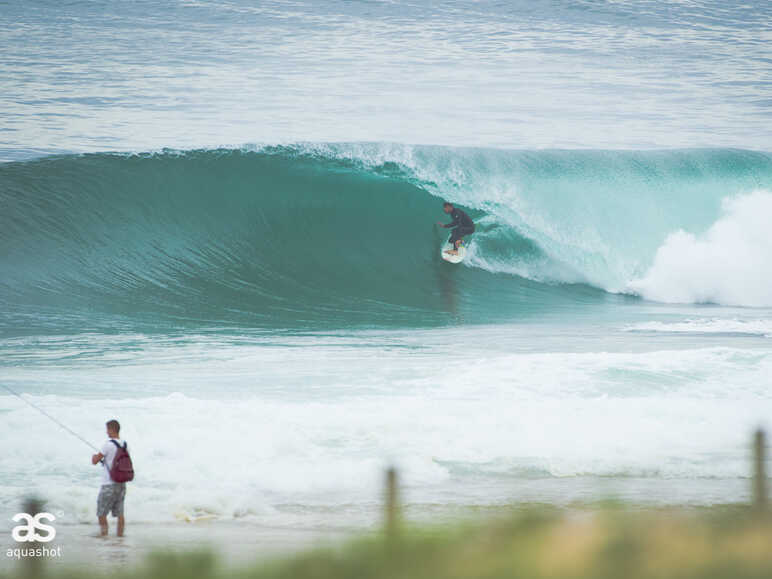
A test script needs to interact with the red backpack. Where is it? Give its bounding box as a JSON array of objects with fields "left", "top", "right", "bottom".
[{"left": 109, "top": 440, "right": 135, "bottom": 483}]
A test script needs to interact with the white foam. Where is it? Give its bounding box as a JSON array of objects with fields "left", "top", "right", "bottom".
[
  {"left": 629, "top": 191, "right": 772, "bottom": 307},
  {"left": 2, "top": 336, "right": 771, "bottom": 522},
  {"left": 626, "top": 318, "right": 772, "bottom": 337}
]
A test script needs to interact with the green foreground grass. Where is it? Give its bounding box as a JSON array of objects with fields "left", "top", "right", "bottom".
[{"left": 6, "top": 505, "right": 772, "bottom": 579}]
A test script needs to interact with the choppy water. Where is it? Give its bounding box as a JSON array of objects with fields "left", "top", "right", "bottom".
[{"left": 1, "top": 0, "right": 771, "bottom": 542}]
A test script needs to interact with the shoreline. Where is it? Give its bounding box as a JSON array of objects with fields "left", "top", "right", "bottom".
[
  {"left": 2, "top": 501, "right": 768, "bottom": 578},
  {"left": 0, "top": 496, "right": 755, "bottom": 574},
  {"left": 1, "top": 519, "right": 356, "bottom": 573}
]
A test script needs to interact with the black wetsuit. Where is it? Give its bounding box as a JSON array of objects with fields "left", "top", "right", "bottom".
[{"left": 442, "top": 207, "right": 475, "bottom": 247}]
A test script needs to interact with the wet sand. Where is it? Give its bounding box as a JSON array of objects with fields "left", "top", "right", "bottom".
[{"left": 1, "top": 519, "right": 357, "bottom": 574}]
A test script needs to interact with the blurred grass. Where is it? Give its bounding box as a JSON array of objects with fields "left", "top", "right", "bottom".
[{"left": 4, "top": 504, "right": 772, "bottom": 579}]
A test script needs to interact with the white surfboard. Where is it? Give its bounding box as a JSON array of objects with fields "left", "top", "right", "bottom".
[{"left": 441, "top": 239, "right": 466, "bottom": 263}]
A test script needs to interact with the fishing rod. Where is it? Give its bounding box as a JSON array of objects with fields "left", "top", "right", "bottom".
[{"left": 1, "top": 383, "right": 101, "bottom": 453}]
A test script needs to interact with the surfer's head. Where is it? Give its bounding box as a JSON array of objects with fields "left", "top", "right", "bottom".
[{"left": 443, "top": 202, "right": 453, "bottom": 213}]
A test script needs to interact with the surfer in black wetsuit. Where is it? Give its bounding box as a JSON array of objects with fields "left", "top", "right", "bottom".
[{"left": 437, "top": 202, "right": 475, "bottom": 255}]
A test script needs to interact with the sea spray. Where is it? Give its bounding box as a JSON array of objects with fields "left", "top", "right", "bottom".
[{"left": 629, "top": 191, "right": 772, "bottom": 306}]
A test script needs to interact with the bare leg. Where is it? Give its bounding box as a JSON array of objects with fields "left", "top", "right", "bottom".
[
  {"left": 98, "top": 515, "right": 108, "bottom": 536},
  {"left": 117, "top": 516, "right": 125, "bottom": 537}
]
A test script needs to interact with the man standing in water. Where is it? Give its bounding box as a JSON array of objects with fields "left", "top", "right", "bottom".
[
  {"left": 91, "top": 419, "right": 128, "bottom": 536},
  {"left": 437, "top": 202, "right": 475, "bottom": 255}
]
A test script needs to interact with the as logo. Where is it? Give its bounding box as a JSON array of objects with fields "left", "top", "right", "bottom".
[{"left": 11, "top": 513, "right": 56, "bottom": 542}]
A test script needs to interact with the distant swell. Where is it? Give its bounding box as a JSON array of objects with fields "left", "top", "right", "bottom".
[{"left": 1, "top": 144, "right": 771, "bottom": 331}]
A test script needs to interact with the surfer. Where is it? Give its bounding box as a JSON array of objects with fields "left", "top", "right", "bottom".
[{"left": 437, "top": 202, "right": 475, "bottom": 255}]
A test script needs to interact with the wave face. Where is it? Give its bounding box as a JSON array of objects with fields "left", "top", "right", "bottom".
[{"left": 2, "top": 145, "right": 772, "bottom": 331}]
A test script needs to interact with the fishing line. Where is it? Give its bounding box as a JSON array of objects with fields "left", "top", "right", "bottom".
[{"left": 1, "top": 383, "right": 101, "bottom": 453}]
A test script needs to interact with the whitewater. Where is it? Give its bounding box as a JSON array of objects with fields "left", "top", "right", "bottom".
[{"left": 1, "top": 0, "right": 772, "bottom": 562}]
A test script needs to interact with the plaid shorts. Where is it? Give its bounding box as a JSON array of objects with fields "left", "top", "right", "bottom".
[{"left": 97, "top": 483, "right": 126, "bottom": 517}]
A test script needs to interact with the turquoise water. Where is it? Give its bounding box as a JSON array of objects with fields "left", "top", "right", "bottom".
[
  {"left": 1, "top": 0, "right": 772, "bottom": 540},
  {"left": 3, "top": 146, "right": 771, "bottom": 332}
]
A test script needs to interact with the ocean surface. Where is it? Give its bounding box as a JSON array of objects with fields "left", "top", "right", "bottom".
[{"left": 2, "top": 0, "right": 772, "bottom": 549}]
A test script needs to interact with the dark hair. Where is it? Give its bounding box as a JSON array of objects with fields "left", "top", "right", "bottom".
[
  {"left": 443, "top": 202, "right": 453, "bottom": 208},
  {"left": 106, "top": 419, "right": 120, "bottom": 434}
]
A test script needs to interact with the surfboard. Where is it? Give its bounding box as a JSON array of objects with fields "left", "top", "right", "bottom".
[{"left": 441, "top": 239, "right": 466, "bottom": 264}]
